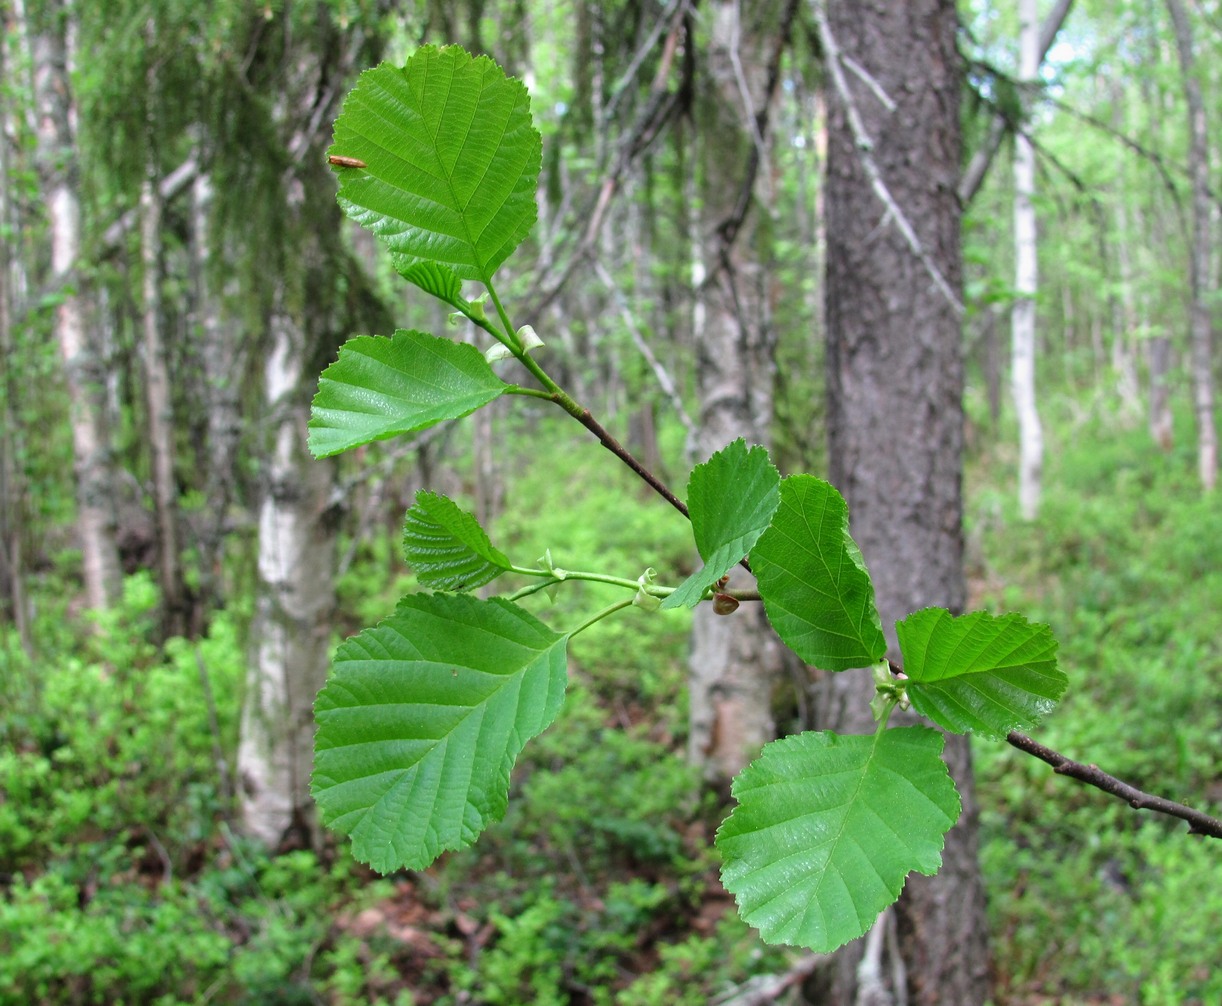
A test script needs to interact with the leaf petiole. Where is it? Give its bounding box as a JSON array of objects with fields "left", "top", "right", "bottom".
[{"left": 569, "top": 597, "right": 636, "bottom": 637}]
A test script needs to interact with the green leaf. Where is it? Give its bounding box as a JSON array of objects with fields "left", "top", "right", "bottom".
[
  {"left": 309, "top": 329, "right": 507, "bottom": 458},
  {"left": 662, "top": 440, "right": 781, "bottom": 609},
  {"left": 329, "top": 46, "right": 542, "bottom": 285},
  {"left": 403, "top": 490, "right": 512, "bottom": 591},
  {"left": 313, "top": 593, "right": 568, "bottom": 873},
  {"left": 400, "top": 262, "right": 466, "bottom": 309},
  {"left": 717, "top": 727, "right": 959, "bottom": 953},
  {"left": 750, "top": 475, "right": 887, "bottom": 670},
  {"left": 897, "top": 608, "right": 1065, "bottom": 738}
]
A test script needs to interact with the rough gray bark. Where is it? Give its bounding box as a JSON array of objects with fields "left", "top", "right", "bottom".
[
  {"left": 687, "top": 0, "right": 793, "bottom": 784},
  {"left": 1165, "top": 0, "right": 1217, "bottom": 490},
  {"left": 27, "top": 0, "right": 122, "bottom": 612},
  {"left": 822, "top": 1, "right": 990, "bottom": 1002},
  {"left": 139, "top": 176, "right": 189, "bottom": 637},
  {"left": 190, "top": 168, "right": 247, "bottom": 614}
]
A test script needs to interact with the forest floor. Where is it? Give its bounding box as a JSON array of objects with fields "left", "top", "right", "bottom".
[{"left": 1, "top": 405, "right": 1219, "bottom": 1005}]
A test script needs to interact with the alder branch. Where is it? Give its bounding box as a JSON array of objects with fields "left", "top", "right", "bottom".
[
  {"left": 814, "top": 6, "right": 964, "bottom": 316},
  {"left": 1005, "top": 731, "right": 1222, "bottom": 838},
  {"left": 886, "top": 657, "right": 1222, "bottom": 838},
  {"left": 568, "top": 405, "right": 689, "bottom": 520}
]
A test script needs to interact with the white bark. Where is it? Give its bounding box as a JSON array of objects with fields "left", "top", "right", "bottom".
[
  {"left": 27, "top": 0, "right": 122, "bottom": 610},
  {"left": 237, "top": 312, "right": 335, "bottom": 848},
  {"left": 1012, "top": 0, "right": 1043, "bottom": 521}
]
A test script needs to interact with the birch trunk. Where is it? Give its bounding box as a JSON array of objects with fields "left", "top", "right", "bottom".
[
  {"left": 237, "top": 308, "right": 336, "bottom": 849},
  {"left": 1012, "top": 0, "right": 1043, "bottom": 521},
  {"left": 1165, "top": 0, "right": 1217, "bottom": 490},
  {"left": 235, "top": 22, "right": 381, "bottom": 848},
  {"left": 822, "top": 1, "right": 989, "bottom": 1000},
  {"left": 28, "top": 0, "right": 122, "bottom": 611}
]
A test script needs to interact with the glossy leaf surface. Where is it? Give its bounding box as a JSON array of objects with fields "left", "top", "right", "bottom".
[
  {"left": 309, "top": 330, "right": 506, "bottom": 458},
  {"left": 402, "top": 491, "right": 512, "bottom": 591},
  {"left": 897, "top": 608, "right": 1065, "bottom": 737},
  {"left": 663, "top": 440, "right": 781, "bottom": 609}
]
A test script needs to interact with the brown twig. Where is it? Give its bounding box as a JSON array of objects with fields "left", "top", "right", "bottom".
[
  {"left": 569, "top": 404, "right": 690, "bottom": 520},
  {"left": 1005, "top": 731, "right": 1222, "bottom": 838}
]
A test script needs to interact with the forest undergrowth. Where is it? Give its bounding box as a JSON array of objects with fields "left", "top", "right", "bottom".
[{"left": 1, "top": 405, "right": 1219, "bottom": 1005}]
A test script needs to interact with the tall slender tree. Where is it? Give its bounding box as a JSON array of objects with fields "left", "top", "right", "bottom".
[
  {"left": 820, "top": 1, "right": 989, "bottom": 1001},
  {"left": 1013, "top": 0, "right": 1043, "bottom": 519},
  {"left": 26, "top": 0, "right": 123, "bottom": 613},
  {"left": 1165, "top": 0, "right": 1216, "bottom": 491}
]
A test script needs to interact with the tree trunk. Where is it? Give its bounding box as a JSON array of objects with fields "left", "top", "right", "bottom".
[
  {"left": 822, "top": 2, "right": 990, "bottom": 1002},
  {"left": 1165, "top": 0, "right": 1217, "bottom": 490},
  {"left": 687, "top": 0, "right": 794, "bottom": 784},
  {"left": 0, "top": 32, "right": 34, "bottom": 657},
  {"left": 27, "top": 0, "right": 122, "bottom": 612},
  {"left": 190, "top": 168, "right": 247, "bottom": 616},
  {"left": 237, "top": 306, "right": 337, "bottom": 850},
  {"left": 1012, "top": 0, "right": 1043, "bottom": 520},
  {"left": 235, "top": 17, "right": 385, "bottom": 849},
  {"left": 139, "top": 176, "right": 189, "bottom": 638}
]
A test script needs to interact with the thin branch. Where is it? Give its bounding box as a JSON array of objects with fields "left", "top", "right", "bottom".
[
  {"left": 1006, "top": 730, "right": 1222, "bottom": 838},
  {"left": 841, "top": 53, "right": 896, "bottom": 112},
  {"left": 710, "top": 953, "right": 827, "bottom": 1005},
  {"left": 1044, "top": 92, "right": 1213, "bottom": 218},
  {"left": 100, "top": 156, "right": 200, "bottom": 251},
  {"left": 569, "top": 404, "right": 690, "bottom": 520},
  {"left": 891, "top": 656, "right": 1221, "bottom": 838},
  {"left": 815, "top": 5, "right": 963, "bottom": 315},
  {"left": 605, "top": 0, "right": 687, "bottom": 119},
  {"left": 525, "top": 3, "right": 690, "bottom": 322},
  {"left": 958, "top": 0, "right": 1076, "bottom": 205},
  {"left": 714, "top": 0, "right": 800, "bottom": 251}
]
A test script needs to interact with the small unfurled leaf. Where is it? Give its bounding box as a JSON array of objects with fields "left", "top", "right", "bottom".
[
  {"left": 309, "top": 329, "right": 506, "bottom": 458},
  {"left": 329, "top": 46, "right": 541, "bottom": 285},
  {"left": 751, "top": 475, "right": 886, "bottom": 671},
  {"left": 399, "top": 262, "right": 466, "bottom": 308},
  {"left": 897, "top": 608, "right": 1065, "bottom": 738},
  {"left": 403, "top": 491, "right": 513, "bottom": 591},
  {"left": 717, "top": 727, "right": 959, "bottom": 954},
  {"left": 662, "top": 440, "right": 780, "bottom": 609},
  {"left": 313, "top": 593, "right": 568, "bottom": 873}
]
